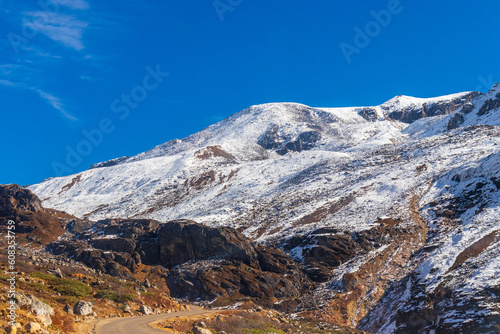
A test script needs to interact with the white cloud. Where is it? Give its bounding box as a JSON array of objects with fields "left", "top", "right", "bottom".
[
  {"left": 55, "top": 0, "right": 90, "bottom": 10},
  {"left": 31, "top": 88, "right": 78, "bottom": 121},
  {"left": 0, "top": 79, "right": 17, "bottom": 87},
  {"left": 23, "top": 11, "right": 88, "bottom": 50},
  {"left": 80, "top": 75, "right": 94, "bottom": 81}
]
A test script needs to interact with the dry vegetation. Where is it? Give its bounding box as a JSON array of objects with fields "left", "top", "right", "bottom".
[
  {"left": 0, "top": 251, "right": 182, "bottom": 334},
  {"left": 155, "top": 309, "right": 365, "bottom": 334}
]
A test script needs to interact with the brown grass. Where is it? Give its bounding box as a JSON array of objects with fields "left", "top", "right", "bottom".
[{"left": 51, "top": 309, "right": 74, "bottom": 333}]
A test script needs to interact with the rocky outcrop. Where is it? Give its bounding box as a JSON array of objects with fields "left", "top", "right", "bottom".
[
  {"left": 385, "top": 91, "right": 481, "bottom": 123},
  {"left": 48, "top": 218, "right": 312, "bottom": 309},
  {"left": 0, "top": 184, "right": 84, "bottom": 245},
  {"left": 282, "top": 219, "right": 399, "bottom": 283},
  {"left": 258, "top": 124, "right": 321, "bottom": 155},
  {"left": 478, "top": 94, "right": 500, "bottom": 116},
  {"left": 157, "top": 221, "right": 259, "bottom": 268},
  {"left": 89, "top": 156, "right": 130, "bottom": 169},
  {"left": 447, "top": 112, "right": 465, "bottom": 130},
  {"left": 357, "top": 107, "right": 378, "bottom": 122}
]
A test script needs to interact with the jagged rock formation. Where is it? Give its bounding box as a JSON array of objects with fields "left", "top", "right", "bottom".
[{"left": 49, "top": 218, "right": 312, "bottom": 309}]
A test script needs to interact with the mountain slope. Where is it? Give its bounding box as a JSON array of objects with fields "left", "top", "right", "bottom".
[
  {"left": 30, "top": 92, "right": 477, "bottom": 240},
  {"left": 28, "top": 86, "right": 500, "bottom": 333}
]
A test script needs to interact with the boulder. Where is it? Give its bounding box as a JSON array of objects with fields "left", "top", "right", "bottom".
[
  {"left": 139, "top": 305, "right": 153, "bottom": 315},
  {"left": 74, "top": 300, "right": 93, "bottom": 316},
  {"left": 192, "top": 326, "right": 212, "bottom": 334},
  {"left": 63, "top": 304, "right": 74, "bottom": 314},
  {"left": 47, "top": 268, "right": 63, "bottom": 278},
  {"left": 31, "top": 297, "right": 54, "bottom": 326},
  {"left": 5, "top": 325, "right": 17, "bottom": 334},
  {"left": 13, "top": 291, "right": 31, "bottom": 307}
]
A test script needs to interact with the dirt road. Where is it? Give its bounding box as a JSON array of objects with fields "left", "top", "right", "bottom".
[{"left": 76, "top": 307, "right": 213, "bottom": 334}]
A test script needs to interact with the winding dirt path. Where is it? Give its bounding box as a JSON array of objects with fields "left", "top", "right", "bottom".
[{"left": 75, "top": 306, "right": 215, "bottom": 334}]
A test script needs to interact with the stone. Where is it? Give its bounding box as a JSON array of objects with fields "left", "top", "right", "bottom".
[
  {"left": 47, "top": 268, "right": 64, "bottom": 278},
  {"left": 139, "top": 305, "right": 153, "bottom": 315},
  {"left": 13, "top": 291, "right": 31, "bottom": 307},
  {"left": 143, "top": 279, "right": 151, "bottom": 288},
  {"left": 5, "top": 325, "right": 17, "bottom": 334},
  {"left": 192, "top": 326, "right": 212, "bottom": 334},
  {"left": 74, "top": 300, "right": 93, "bottom": 316},
  {"left": 31, "top": 297, "right": 54, "bottom": 326},
  {"left": 25, "top": 322, "right": 41, "bottom": 333},
  {"left": 63, "top": 304, "right": 74, "bottom": 314}
]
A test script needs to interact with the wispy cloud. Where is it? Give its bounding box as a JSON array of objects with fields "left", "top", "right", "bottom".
[
  {"left": 0, "top": 79, "right": 17, "bottom": 87},
  {"left": 80, "top": 74, "right": 94, "bottom": 81},
  {"left": 56, "top": 0, "right": 90, "bottom": 10},
  {"left": 23, "top": 12, "right": 88, "bottom": 51},
  {"left": 0, "top": 72, "right": 77, "bottom": 120},
  {"left": 0, "top": 1, "right": 92, "bottom": 121},
  {"left": 31, "top": 88, "right": 78, "bottom": 121}
]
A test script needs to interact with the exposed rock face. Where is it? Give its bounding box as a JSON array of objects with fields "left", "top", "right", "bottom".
[
  {"left": 258, "top": 124, "right": 321, "bottom": 155},
  {"left": 385, "top": 91, "right": 480, "bottom": 123},
  {"left": 157, "top": 221, "right": 259, "bottom": 268},
  {"left": 89, "top": 156, "right": 130, "bottom": 169},
  {"left": 0, "top": 184, "right": 82, "bottom": 245},
  {"left": 49, "top": 219, "right": 312, "bottom": 309},
  {"left": 357, "top": 107, "right": 378, "bottom": 122},
  {"left": 0, "top": 184, "right": 42, "bottom": 213},
  {"left": 282, "top": 219, "right": 399, "bottom": 283},
  {"left": 447, "top": 112, "right": 465, "bottom": 130},
  {"left": 478, "top": 93, "right": 500, "bottom": 116}
]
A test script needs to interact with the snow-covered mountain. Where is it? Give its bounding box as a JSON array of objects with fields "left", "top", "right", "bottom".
[
  {"left": 29, "top": 85, "right": 500, "bottom": 333},
  {"left": 30, "top": 91, "right": 478, "bottom": 238}
]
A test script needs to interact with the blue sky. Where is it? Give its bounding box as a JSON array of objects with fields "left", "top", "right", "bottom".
[{"left": 1, "top": 0, "right": 500, "bottom": 186}]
